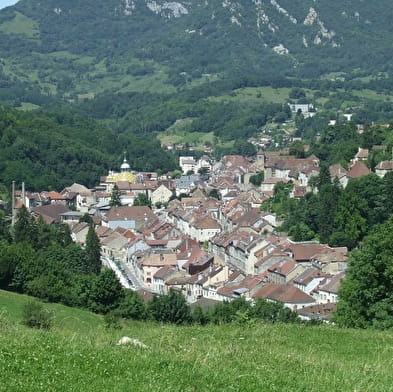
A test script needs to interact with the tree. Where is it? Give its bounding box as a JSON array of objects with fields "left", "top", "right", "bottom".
[
  {"left": 316, "top": 183, "right": 340, "bottom": 243},
  {"left": 198, "top": 167, "right": 209, "bottom": 176},
  {"left": 117, "top": 289, "right": 146, "bottom": 320},
  {"left": 289, "top": 141, "right": 305, "bottom": 158},
  {"left": 249, "top": 171, "right": 264, "bottom": 186},
  {"left": 79, "top": 213, "right": 93, "bottom": 225},
  {"left": 209, "top": 188, "right": 221, "bottom": 200},
  {"left": 110, "top": 184, "right": 122, "bottom": 207},
  {"left": 334, "top": 216, "right": 393, "bottom": 329},
  {"left": 133, "top": 193, "right": 152, "bottom": 208},
  {"left": 13, "top": 205, "right": 36, "bottom": 245},
  {"left": 191, "top": 305, "right": 210, "bottom": 325},
  {"left": 316, "top": 165, "right": 331, "bottom": 190},
  {"left": 148, "top": 290, "right": 191, "bottom": 324},
  {"left": 56, "top": 223, "right": 73, "bottom": 247},
  {"left": 85, "top": 225, "right": 101, "bottom": 274},
  {"left": 0, "top": 211, "right": 11, "bottom": 243},
  {"left": 329, "top": 190, "right": 367, "bottom": 249},
  {"left": 251, "top": 298, "right": 299, "bottom": 323},
  {"left": 89, "top": 269, "right": 124, "bottom": 314}
]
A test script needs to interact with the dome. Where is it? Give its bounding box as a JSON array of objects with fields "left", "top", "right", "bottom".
[
  {"left": 120, "top": 159, "right": 130, "bottom": 171},
  {"left": 120, "top": 152, "right": 131, "bottom": 172}
]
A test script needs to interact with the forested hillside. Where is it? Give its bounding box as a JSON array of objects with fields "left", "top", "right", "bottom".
[
  {"left": 0, "top": 0, "right": 393, "bottom": 101},
  {"left": 0, "top": 106, "right": 177, "bottom": 190}
]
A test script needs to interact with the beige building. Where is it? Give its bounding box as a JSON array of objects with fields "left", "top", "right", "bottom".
[{"left": 151, "top": 184, "right": 173, "bottom": 206}]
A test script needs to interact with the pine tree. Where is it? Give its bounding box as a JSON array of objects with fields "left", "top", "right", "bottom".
[
  {"left": 110, "top": 185, "right": 122, "bottom": 207},
  {"left": 13, "top": 205, "right": 37, "bottom": 245},
  {"left": 133, "top": 193, "right": 151, "bottom": 207},
  {"left": 85, "top": 225, "right": 101, "bottom": 274}
]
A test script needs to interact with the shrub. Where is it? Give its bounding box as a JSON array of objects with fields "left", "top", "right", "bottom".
[
  {"left": 103, "top": 311, "right": 122, "bottom": 329},
  {"left": 21, "top": 300, "right": 54, "bottom": 330}
]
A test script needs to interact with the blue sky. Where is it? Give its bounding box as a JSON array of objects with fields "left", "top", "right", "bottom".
[{"left": 0, "top": 0, "right": 18, "bottom": 9}]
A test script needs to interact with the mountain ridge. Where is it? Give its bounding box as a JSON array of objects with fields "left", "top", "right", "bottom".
[{"left": 0, "top": 0, "right": 392, "bottom": 99}]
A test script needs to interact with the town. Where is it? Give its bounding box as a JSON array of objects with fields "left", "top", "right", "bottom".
[{"left": 10, "top": 138, "right": 389, "bottom": 324}]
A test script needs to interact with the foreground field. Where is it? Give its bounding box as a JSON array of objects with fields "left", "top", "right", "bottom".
[{"left": 0, "top": 290, "right": 392, "bottom": 391}]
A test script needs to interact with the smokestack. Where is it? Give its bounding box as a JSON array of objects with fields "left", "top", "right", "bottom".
[
  {"left": 22, "top": 181, "right": 25, "bottom": 206},
  {"left": 11, "top": 181, "right": 15, "bottom": 226}
]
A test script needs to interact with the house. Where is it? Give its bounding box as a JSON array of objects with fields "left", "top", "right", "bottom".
[
  {"left": 375, "top": 160, "right": 393, "bottom": 178},
  {"left": 70, "top": 222, "right": 90, "bottom": 245},
  {"left": 216, "top": 275, "right": 265, "bottom": 302},
  {"left": 179, "top": 156, "right": 196, "bottom": 174},
  {"left": 177, "top": 246, "right": 214, "bottom": 275},
  {"left": 297, "top": 303, "right": 337, "bottom": 322},
  {"left": 60, "top": 210, "right": 85, "bottom": 225},
  {"left": 352, "top": 147, "right": 369, "bottom": 162},
  {"left": 61, "top": 183, "right": 96, "bottom": 210},
  {"left": 211, "top": 230, "right": 269, "bottom": 274},
  {"left": 104, "top": 206, "right": 158, "bottom": 232},
  {"left": 347, "top": 161, "right": 371, "bottom": 181},
  {"left": 152, "top": 266, "right": 182, "bottom": 295},
  {"left": 100, "top": 232, "right": 129, "bottom": 261},
  {"left": 31, "top": 204, "right": 71, "bottom": 224},
  {"left": 190, "top": 215, "right": 221, "bottom": 242},
  {"left": 139, "top": 252, "right": 178, "bottom": 287},
  {"left": 288, "top": 103, "right": 315, "bottom": 115},
  {"left": 293, "top": 268, "right": 327, "bottom": 295},
  {"left": 253, "top": 283, "right": 316, "bottom": 310},
  {"left": 175, "top": 175, "right": 202, "bottom": 196},
  {"left": 261, "top": 177, "right": 288, "bottom": 193},
  {"left": 151, "top": 184, "right": 173, "bottom": 206},
  {"left": 329, "top": 164, "right": 348, "bottom": 187},
  {"left": 41, "top": 191, "right": 68, "bottom": 206},
  {"left": 315, "top": 271, "right": 345, "bottom": 304},
  {"left": 185, "top": 265, "right": 230, "bottom": 303},
  {"left": 267, "top": 259, "right": 305, "bottom": 284}
]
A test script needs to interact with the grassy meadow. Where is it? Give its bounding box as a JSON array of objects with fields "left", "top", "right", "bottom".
[{"left": 0, "top": 290, "right": 393, "bottom": 391}]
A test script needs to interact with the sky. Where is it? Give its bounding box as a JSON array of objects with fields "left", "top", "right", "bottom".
[{"left": 0, "top": 0, "right": 19, "bottom": 10}]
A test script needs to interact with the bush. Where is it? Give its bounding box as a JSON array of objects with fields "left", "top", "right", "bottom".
[
  {"left": 22, "top": 300, "right": 54, "bottom": 330},
  {"left": 103, "top": 311, "right": 122, "bottom": 329}
]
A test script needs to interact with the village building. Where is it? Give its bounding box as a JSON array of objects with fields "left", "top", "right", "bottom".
[{"left": 103, "top": 206, "right": 158, "bottom": 232}]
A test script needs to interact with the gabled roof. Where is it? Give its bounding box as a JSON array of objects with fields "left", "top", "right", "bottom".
[
  {"left": 329, "top": 164, "right": 348, "bottom": 179},
  {"left": 71, "top": 222, "right": 89, "bottom": 234},
  {"left": 347, "top": 161, "right": 371, "bottom": 179},
  {"left": 268, "top": 259, "right": 297, "bottom": 277},
  {"left": 318, "top": 271, "right": 345, "bottom": 294},
  {"left": 62, "top": 183, "right": 91, "bottom": 195},
  {"left": 253, "top": 283, "right": 315, "bottom": 304},
  {"left": 193, "top": 215, "right": 221, "bottom": 230},
  {"left": 106, "top": 206, "right": 157, "bottom": 222},
  {"left": 297, "top": 303, "right": 337, "bottom": 320},
  {"left": 31, "top": 204, "right": 70, "bottom": 224},
  {"left": 142, "top": 253, "right": 178, "bottom": 267},
  {"left": 288, "top": 243, "right": 326, "bottom": 262},
  {"left": 355, "top": 148, "right": 369, "bottom": 159},
  {"left": 376, "top": 160, "right": 393, "bottom": 171}
]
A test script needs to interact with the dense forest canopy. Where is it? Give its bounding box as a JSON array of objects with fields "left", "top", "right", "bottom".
[
  {"left": 0, "top": 0, "right": 393, "bottom": 101},
  {"left": 0, "top": 106, "right": 178, "bottom": 191}
]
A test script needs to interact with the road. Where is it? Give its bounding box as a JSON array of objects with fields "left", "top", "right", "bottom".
[{"left": 101, "top": 255, "right": 145, "bottom": 290}]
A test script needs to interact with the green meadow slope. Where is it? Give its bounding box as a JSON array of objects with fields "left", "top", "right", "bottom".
[{"left": 1, "top": 290, "right": 393, "bottom": 391}]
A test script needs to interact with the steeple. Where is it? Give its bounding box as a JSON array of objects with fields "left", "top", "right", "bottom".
[{"left": 120, "top": 151, "right": 130, "bottom": 172}]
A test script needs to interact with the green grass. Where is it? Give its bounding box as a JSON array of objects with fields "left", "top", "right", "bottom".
[
  {"left": 16, "top": 102, "right": 40, "bottom": 111},
  {"left": 208, "top": 86, "right": 291, "bottom": 104},
  {"left": 1, "top": 290, "right": 393, "bottom": 391},
  {"left": 0, "top": 11, "right": 40, "bottom": 38}
]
